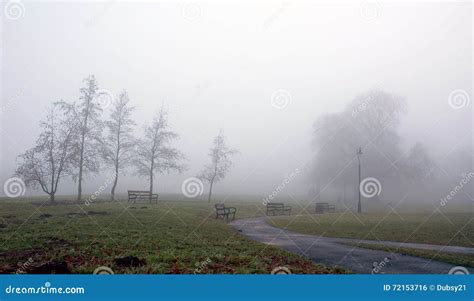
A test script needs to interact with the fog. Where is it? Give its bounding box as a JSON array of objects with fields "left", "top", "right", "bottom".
[{"left": 1, "top": 1, "right": 472, "bottom": 206}]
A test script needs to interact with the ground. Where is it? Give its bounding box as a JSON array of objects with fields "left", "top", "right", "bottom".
[
  {"left": 1, "top": 195, "right": 472, "bottom": 274},
  {"left": 0, "top": 196, "right": 344, "bottom": 274}
]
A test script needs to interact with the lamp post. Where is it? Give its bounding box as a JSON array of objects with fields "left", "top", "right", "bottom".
[{"left": 357, "top": 147, "right": 363, "bottom": 214}]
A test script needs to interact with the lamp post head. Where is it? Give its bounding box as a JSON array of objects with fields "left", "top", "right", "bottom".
[{"left": 357, "top": 147, "right": 363, "bottom": 156}]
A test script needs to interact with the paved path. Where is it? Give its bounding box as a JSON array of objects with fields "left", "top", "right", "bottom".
[{"left": 230, "top": 217, "right": 474, "bottom": 274}]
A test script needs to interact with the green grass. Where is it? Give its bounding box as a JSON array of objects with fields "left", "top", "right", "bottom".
[
  {"left": 267, "top": 212, "right": 474, "bottom": 247},
  {"left": 2, "top": 195, "right": 472, "bottom": 274},
  {"left": 343, "top": 242, "right": 474, "bottom": 267},
  {"left": 0, "top": 197, "right": 345, "bottom": 274}
]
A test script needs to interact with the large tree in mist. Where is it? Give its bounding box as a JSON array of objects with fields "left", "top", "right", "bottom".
[
  {"left": 101, "top": 91, "right": 136, "bottom": 201},
  {"left": 311, "top": 90, "right": 406, "bottom": 196},
  {"left": 61, "top": 75, "right": 104, "bottom": 201},
  {"left": 134, "top": 107, "right": 185, "bottom": 201},
  {"left": 400, "top": 143, "right": 435, "bottom": 182},
  {"left": 16, "top": 103, "right": 79, "bottom": 203},
  {"left": 198, "top": 130, "right": 238, "bottom": 202},
  {"left": 310, "top": 89, "right": 433, "bottom": 205}
]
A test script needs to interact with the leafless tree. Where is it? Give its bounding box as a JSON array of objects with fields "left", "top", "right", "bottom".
[
  {"left": 60, "top": 75, "right": 104, "bottom": 201},
  {"left": 101, "top": 91, "right": 136, "bottom": 201},
  {"left": 16, "top": 103, "right": 79, "bottom": 203},
  {"left": 134, "top": 106, "right": 185, "bottom": 201},
  {"left": 310, "top": 90, "right": 407, "bottom": 203},
  {"left": 198, "top": 130, "right": 238, "bottom": 202}
]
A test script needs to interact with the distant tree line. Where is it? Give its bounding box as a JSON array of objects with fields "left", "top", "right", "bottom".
[{"left": 15, "top": 75, "right": 238, "bottom": 203}]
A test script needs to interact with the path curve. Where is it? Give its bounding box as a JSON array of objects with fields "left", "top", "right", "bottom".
[{"left": 230, "top": 217, "right": 474, "bottom": 274}]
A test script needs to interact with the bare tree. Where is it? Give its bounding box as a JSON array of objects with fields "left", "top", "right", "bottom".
[
  {"left": 16, "top": 103, "right": 79, "bottom": 203},
  {"left": 310, "top": 90, "right": 407, "bottom": 204},
  {"left": 61, "top": 75, "right": 104, "bottom": 201},
  {"left": 134, "top": 106, "right": 185, "bottom": 201},
  {"left": 101, "top": 91, "right": 136, "bottom": 201},
  {"left": 198, "top": 130, "right": 238, "bottom": 202}
]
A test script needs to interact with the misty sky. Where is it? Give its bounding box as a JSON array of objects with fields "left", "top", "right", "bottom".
[{"left": 1, "top": 1, "right": 472, "bottom": 199}]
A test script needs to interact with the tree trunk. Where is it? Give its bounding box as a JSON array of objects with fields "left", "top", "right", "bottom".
[
  {"left": 112, "top": 122, "right": 121, "bottom": 202},
  {"left": 77, "top": 132, "right": 85, "bottom": 201},
  {"left": 50, "top": 193, "right": 55, "bottom": 204},
  {"left": 111, "top": 167, "right": 118, "bottom": 201},
  {"left": 149, "top": 169, "right": 154, "bottom": 203},
  {"left": 77, "top": 166, "right": 83, "bottom": 200},
  {"left": 343, "top": 181, "right": 347, "bottom": 205},
  {"left": 207, "top": 179, "right": 214, "bottom": 203},
  {"left": 77, "top": 97, "right": 90, "bottom": 201}
]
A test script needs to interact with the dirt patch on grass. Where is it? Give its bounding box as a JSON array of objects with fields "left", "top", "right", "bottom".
[
  {"left": 0, "top": 248, "right": 43, "bottom": 273},
  {"left": 88, "top": 211, "right": 109, "bottom": 216},
  {"left": 0, "top": 248, "right": 42, "bottom": 261},
  {"left": 0, "top": 236, "right": 77, "bottom": 274},
  {"left": 66, "top": 211, "right": 109, "bottom": 218},
  {"left": 66, "top": 212, "right": 87, "bottom": 218},
  {"left": 0, "top": 264, "right": 17, "bottom": 273},
  {"left": 114, "top": 256, "right": 146, "bottom": 268},
  {"left": 30, "top": 261, "right": 71, "bottom": 274}
]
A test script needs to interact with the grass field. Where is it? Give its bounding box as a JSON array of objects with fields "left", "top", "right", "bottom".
[
  {"left": 267, "top": 212, "right": 474, "bottom": 247},
  {"left": 0, "top": 196, "right": 345, "bottom": 274},
  {"left": 1, "top": 195, "right": 472, "bottom": 274}
]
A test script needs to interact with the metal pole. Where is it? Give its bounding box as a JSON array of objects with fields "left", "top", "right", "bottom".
[
  {"left": 357, "top": 147, "right": 362, "bottom": 214},
  {"left": 358, "top": 158, "right": 361, "bottom": 213}
]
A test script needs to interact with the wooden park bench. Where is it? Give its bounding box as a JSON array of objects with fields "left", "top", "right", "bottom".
[
  {"left": 266, "top": 203, "right": 292, "bottom": 216},
  {"left": 127, "top": 190, "right": 158, "bottom": 203},
  {"left": 214, "top": 204, "right": 237, "bottom": 221},
  {"left": 315, "top": 202, "right": 335, "bottom": 214}
]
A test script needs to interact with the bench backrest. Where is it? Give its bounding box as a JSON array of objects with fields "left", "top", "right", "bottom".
[
  {"left": 128, "top": 190, "right": 155, "bottom": 195},
  {"left": 215, "top": 204, "right": 227, "bottom": 213},
  {"left": 128, "top": 190, "right": 158, "bottom": 199},
  {"left": 266, "top": 203, "right": 285, "bottom": 208}
]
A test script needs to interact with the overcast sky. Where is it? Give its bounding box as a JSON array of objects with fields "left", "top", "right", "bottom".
[{"left": 0, "top": 1, "right": 472, "bottom": 199}]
